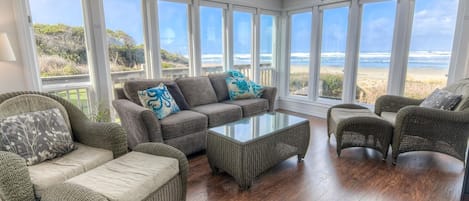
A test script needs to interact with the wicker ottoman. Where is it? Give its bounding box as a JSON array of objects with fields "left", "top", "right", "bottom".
[{"left": 327, "top": 104, "right": 393, "bottom": 159}]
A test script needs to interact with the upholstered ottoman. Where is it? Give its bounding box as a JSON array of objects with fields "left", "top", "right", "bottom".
[
  {"left": 41, "top": 143, "right": 188, "bottom": 201},
  {"left": 327, "top": 104, "right": 393, "bottom": 159}
]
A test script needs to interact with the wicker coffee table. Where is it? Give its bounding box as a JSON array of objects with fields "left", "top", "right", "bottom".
[{"left": 207, "top": 112, "right": 310, "bottom": 189}]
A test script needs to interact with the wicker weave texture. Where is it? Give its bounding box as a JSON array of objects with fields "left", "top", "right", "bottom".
[
  {"left": 327, "top": 104, "right": 393, "bottom": 159},
  {"left": 207, "top": 121, "right": 310, "bottom": 189}
]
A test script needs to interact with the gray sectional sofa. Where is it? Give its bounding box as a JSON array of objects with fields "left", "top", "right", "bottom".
[{"left": 113, "top": 73, "right": 277, "bottom": 155}]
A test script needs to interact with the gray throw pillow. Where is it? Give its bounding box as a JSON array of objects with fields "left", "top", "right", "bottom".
[
  {"left": 419, "top": 89, "right": 462, "bottom": 110},
  {"left": 0, "top": 108, "right": 77, "bottom": 165},
  {"left": 165, "top": 82, "right": 191, "bottom": 110}
]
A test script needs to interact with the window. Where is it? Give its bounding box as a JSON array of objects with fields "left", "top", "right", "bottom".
[
  {"left": 318, "top": 6, "right": 349, "bottom": 100},
  {"left": 29, "top": 0, "right": 89, "bottom": 84},
  {"left": 104, "top": 0, "right": 146, "bottom": 87},
  {"left": 158, "top": 0, "right": 190, "bottom": 79},
  {"left": 260, "top": 14, "right": 276, "bottom": 86},
  {"left": 200, "top": 6, "right": 224, "bottom": 75},
  {"left": 233, "top": 11, "right": 253, "bottom": 79},
  {"left": 289, "top": 12, "right": 312, "bottom": 96},
  {"left": 404, "top": 0, "right": 459, "bottom": 98},
  {"left": 29, "top": 0, "right": 91, "bottom": 114},
  {"left": 356, "top": 1, "right": 396, "bottom": 104}
]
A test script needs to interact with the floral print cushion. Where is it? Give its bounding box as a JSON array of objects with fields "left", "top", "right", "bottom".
[
  {"left": 138, "top": 83, "right": 181, "bottom": 119},
  {"left": 0, "top": 108, "right": 77, "bottom": 166},
  {"left": 225, "top": 70, "right": 264, "bottom": 100},
  {"left": 420, "top": 88, "right": 462, "bottom": 110}
]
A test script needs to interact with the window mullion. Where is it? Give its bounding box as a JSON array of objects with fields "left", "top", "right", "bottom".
[
  {"left": 253, "top": 9, "right": 261, "bottom": 82},
  {"left": 342, "top": 0, "right": 361, "bottom": 103},
  {"left": 309, "top": 6, "right": 321, "bottom": 101},
  {"left": 225, "top": 4, "right": 234, "bottom": 70},
  {"left": 81, "top": 0, "right": 112, "bottom": 119},
  {"left": 144, "top": 0, "right": 162, "bottom": 79},
  {"left": 387, "top": 0, "right": 415, "bottom": 96}
]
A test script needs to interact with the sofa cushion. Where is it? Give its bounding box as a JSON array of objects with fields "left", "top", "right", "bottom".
[
  {"left": 176, "top": 77, "right": 218, "bottom": 107},
  {"left": 224, "top": 98, "right": 269, "bottom": 117},
  {"left": 28, "top": 143, "right": 113, "bottom": 198},
  {"left": 191, "top": 103, "right": 242, "bottom": 127},
  {"left": 160, "top": 110, "right": 208, "bottom": 140},
  {"left": 208, "top": 73, "right": 230, "bottom": 102},
  {"left": 138, "top": 83, "right": 181, "bottom": 119},
  {"left": 66, "top": 151, "right": 179, "bottom": 201},
  {"left": 381, "top": 112, "right": 397, "bottom": 126},
  {"left": 123, "top": 79, "right": 171, "bottom": 105}
]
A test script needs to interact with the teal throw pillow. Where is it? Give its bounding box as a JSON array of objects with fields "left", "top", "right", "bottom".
[
  {"left": 225, "top": 72, "right": 264, "bottom": 100},
  {"left": 138, "top": 83, "right": 180, "bottom": 119}
]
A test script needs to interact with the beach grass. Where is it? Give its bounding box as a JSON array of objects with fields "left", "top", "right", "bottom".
[{"left": 289, "top": 66, "right": 447, "bottom": 104}]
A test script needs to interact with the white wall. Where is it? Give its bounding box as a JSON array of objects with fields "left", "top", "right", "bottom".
[{"left": 0, "top": 0, "right": 27, "bottom": 92}]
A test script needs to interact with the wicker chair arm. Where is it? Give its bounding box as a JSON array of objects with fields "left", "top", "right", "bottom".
[
  {"left": 261, "top": 86, "right": 277, "bottom": 112},
  {"left": 113, "top": 99, "right": 164, "bottom": 149},
  {"left": 73, "top": 120, "right": 128, "bottom": 158},
  {"left": 134, "top": 143, "right": 188, "bottom": 200},
  {"left": 375, "top": 95, "right": 423, "bottom": 115},
  {"left": 0, "top": 151, "right": 35, "bottom": 201},
  {"left": 393, "top": 106, "right": 469, "bottom": 153},
  {"left": 41, "top": 183, "right": 108, "bottom": 201}
]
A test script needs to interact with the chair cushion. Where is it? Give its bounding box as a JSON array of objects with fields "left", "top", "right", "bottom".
[
  {"left": 160, "top": 110, "right": 208, "bottom": 140},
  {"left": 419, "top": 88, "right": 462, "bottom": 110},
  {"left": 224, "top": 98, "right": 269, "bottom": 117},
  {"left": 122, "top": 79, "right": 172, "bottom": 105},
  {"left": 381, "top": 112, "right": 397, "bottom": 126},
  {"left": 191, "top": 103, "right": 242, "bottom": 127},
  {"left": 0, "top": 108, "right": 77, "bottom": 165},
  {"left": 176, "top": 77, "right": 218, "bottom": 107},
  {"left": 28, "top": 143, "right": 113, "bottom": 198},
  {"left": 330, "top": 108, "right": 380, "bottom": 130},
  {"left": 66, "top": 151, "right": 179, "bottom": 201},
  {"left": 138, "top": 83, "right": 181, "bottom": 119},
  {"left": 442, "top": 78, "right": 469, "bottom": 111},
  {"left": 208, "top": 73, "right": 230, "bottom": 102}
]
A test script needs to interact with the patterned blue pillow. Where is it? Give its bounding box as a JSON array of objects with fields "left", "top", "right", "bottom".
[
  {"left": 225, "top": 70, "right": 264, "bottom": 100},
  {"left": 138, "top": 83, "right": 180, "bottom": 119}
]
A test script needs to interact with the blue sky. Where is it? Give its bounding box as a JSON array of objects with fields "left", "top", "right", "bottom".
[{"left": 29, "top": 0, "right": 458, "bottom": 54}]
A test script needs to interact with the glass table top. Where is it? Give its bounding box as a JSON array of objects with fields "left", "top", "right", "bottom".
[{"left": 209, "top": 112, "right": 309, "bottom": 143}]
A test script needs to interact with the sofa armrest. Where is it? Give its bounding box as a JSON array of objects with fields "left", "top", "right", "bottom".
[
  {"left": 134, "top": 143, "right": 188, "bottom": 200},
  {"left": 72, "top": 121, "right": 128, "bottom": 158},
  {"left": 375, "top": 95, "right": 423, "bottom": 115},
  {"left": 0, "top": 151, "right": 35, "bottom": 201},
  {"left": 261, "top": 86, "right": 277, "bottom": 112},
  {"left": 113, "top": 99, "right": 163, "bottom": 149}
]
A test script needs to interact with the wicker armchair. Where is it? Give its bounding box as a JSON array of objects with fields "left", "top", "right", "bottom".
[
  {"left": 0, "top": 92, "right": 188, "bottom": 201},
  {"left": 375, "top": 78, "right": 469, "bottom": 164}
]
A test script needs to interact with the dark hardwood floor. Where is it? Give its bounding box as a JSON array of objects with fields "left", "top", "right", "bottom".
[{"left": 186, "top": 110, "right": 464, "bottom": 201}]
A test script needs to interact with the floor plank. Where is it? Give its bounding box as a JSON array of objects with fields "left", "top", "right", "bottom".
[{"left": 186, "top": 110, "right": 464, "bottom": 201}]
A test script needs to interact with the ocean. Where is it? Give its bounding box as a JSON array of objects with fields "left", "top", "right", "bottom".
[{"left": 201, "top": 51, "right": 451, "bottom": 69}]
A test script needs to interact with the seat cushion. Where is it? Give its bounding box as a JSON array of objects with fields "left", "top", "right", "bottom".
[
  {"left": 191, "top": 103, "right": 242, "bottom": 127},
  {"left": 208, "top": 73, "right": 230, "bottom": 102},
  {"left": 176, "top": 77, "right": 218, "bottom": 107},
  {"left": 66, "top": 151, "right": 179, "bottom": 201},
  {"left": 28, "top": 143, "right": 113, "bottom": 198},
  {"left": 330, "top": 108, "right": 380, "bottom": 132},
  {"left": 381, "top": 112, "right": 397, "bottom": 126},
  {"left": 160, "top": 110, "right": 208, "bottom": 140},
  {"left": 224, "top": 98, "right": 269, "bottom": 117}
]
